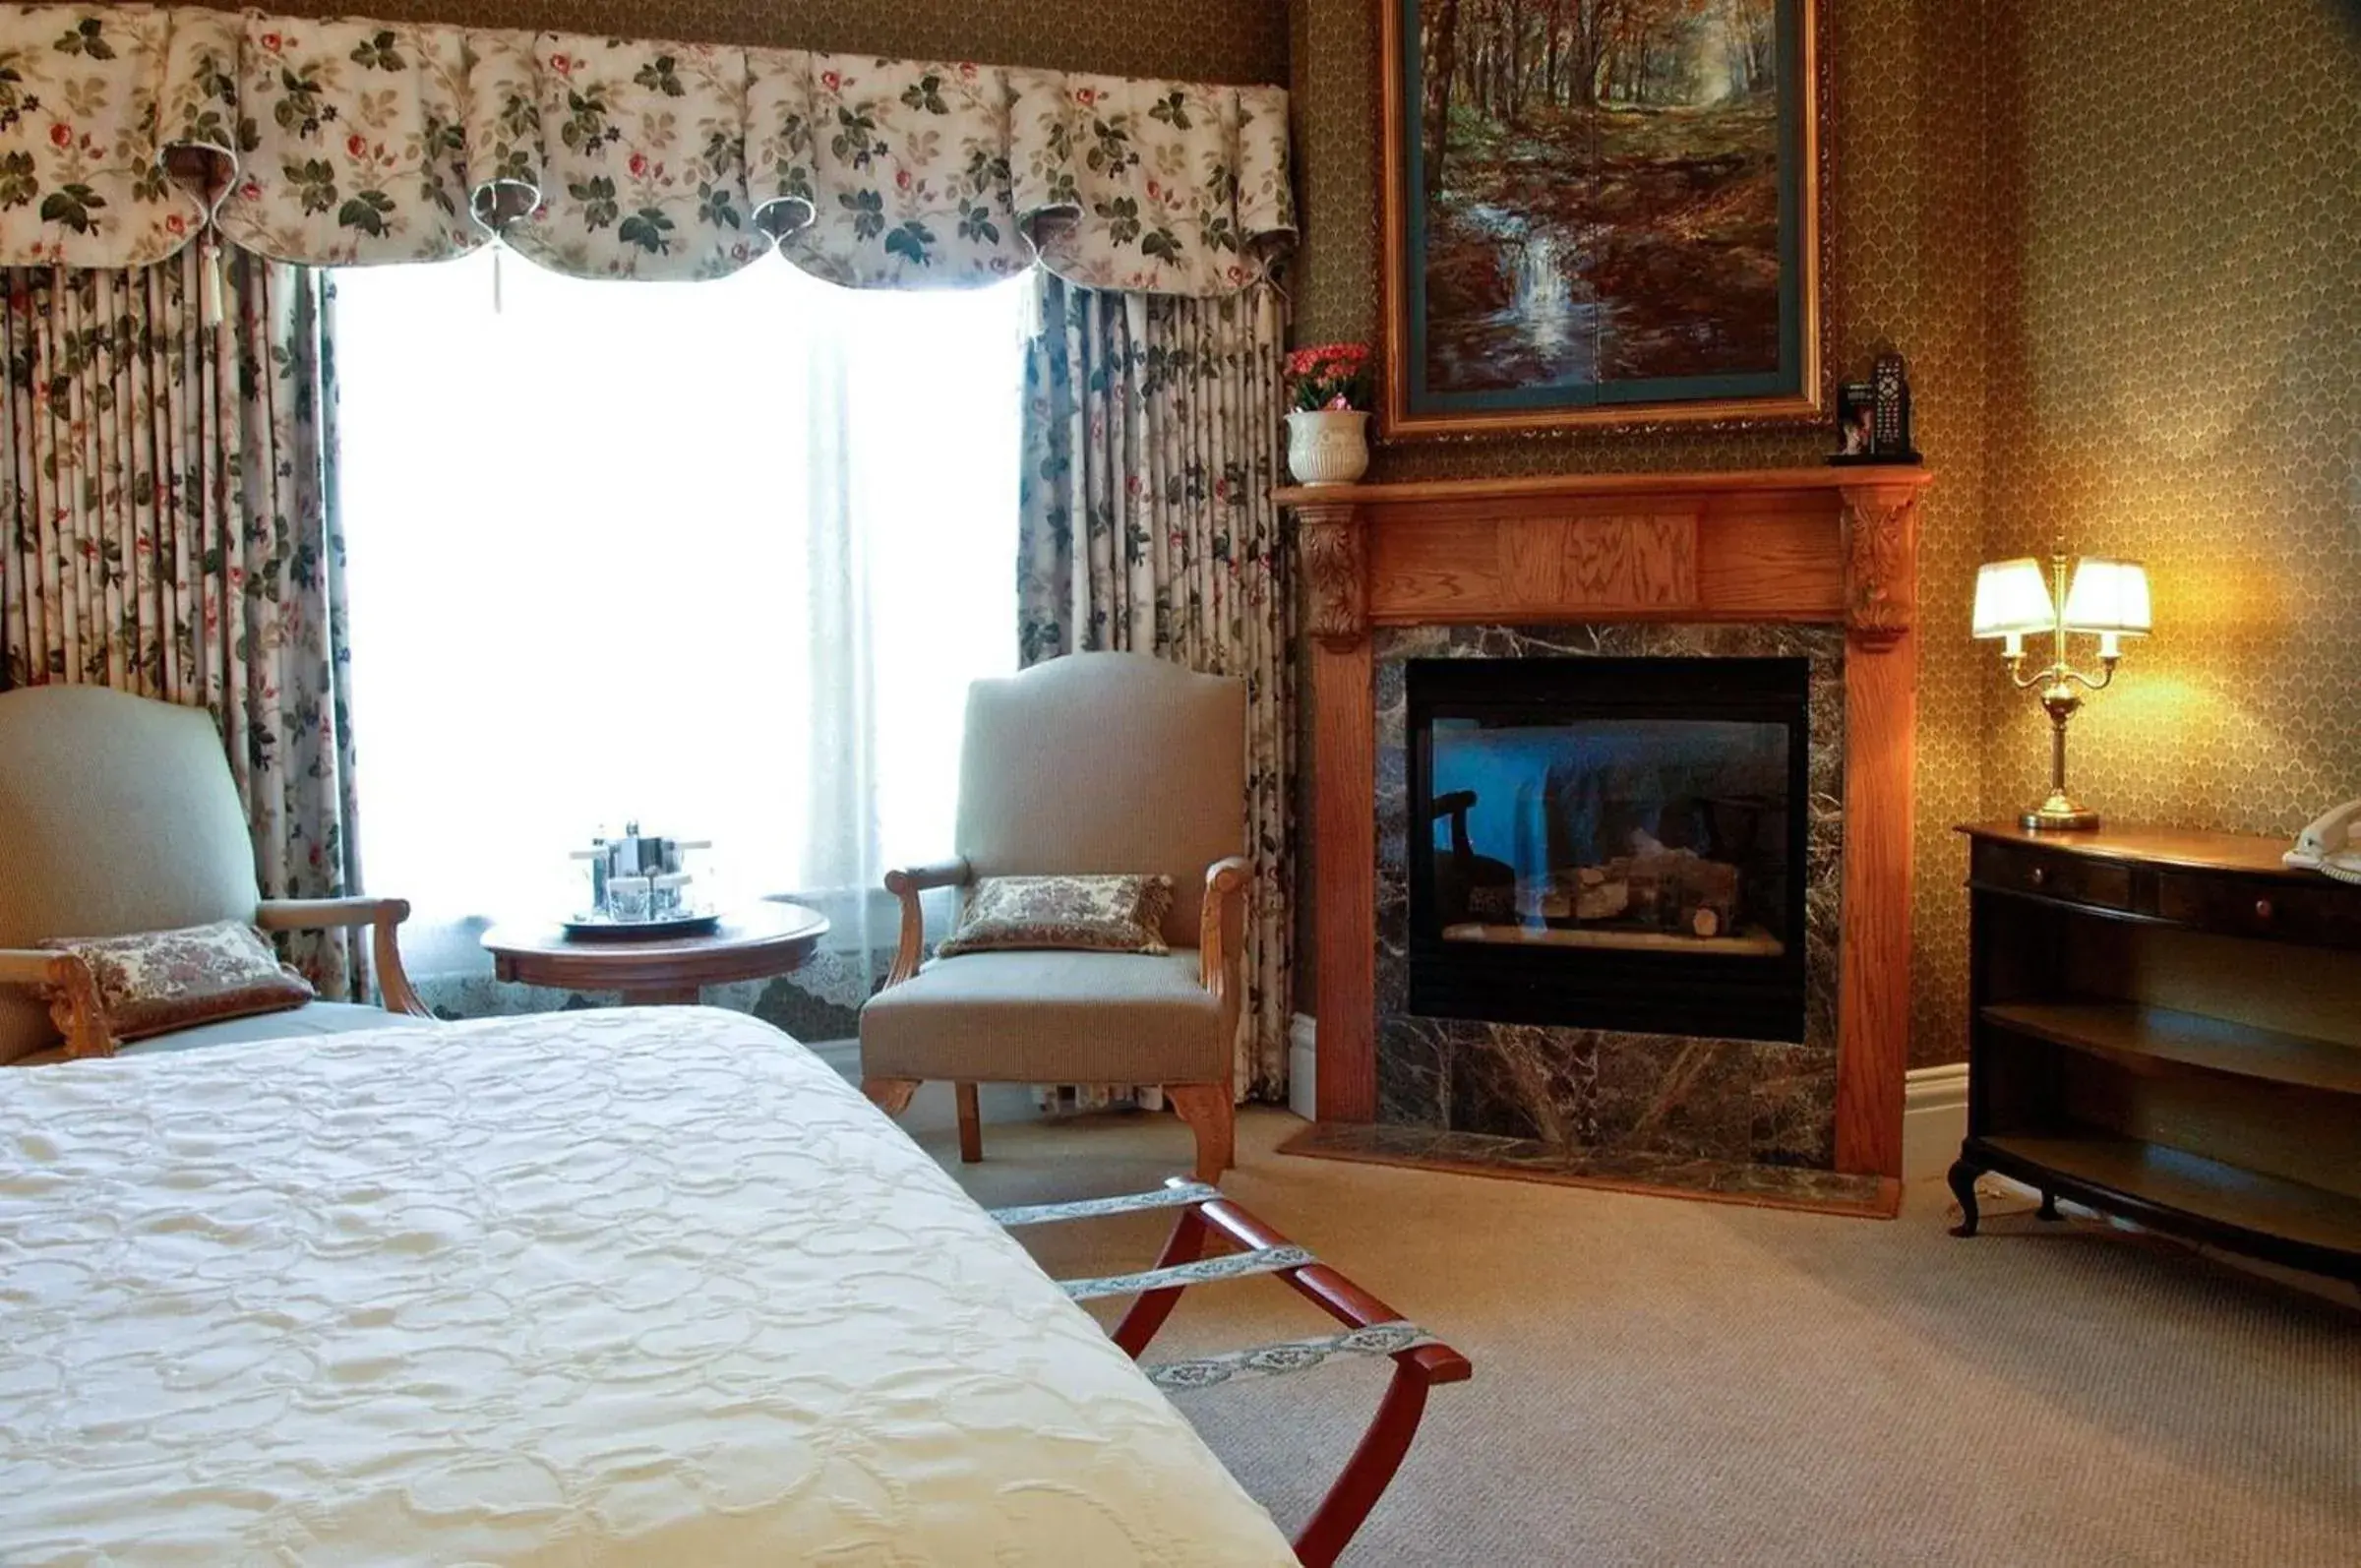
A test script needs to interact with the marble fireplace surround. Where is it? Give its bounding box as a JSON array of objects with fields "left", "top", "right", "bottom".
[{"left": 1274, "top": 467, "right": 1933, "bottom": 1211}]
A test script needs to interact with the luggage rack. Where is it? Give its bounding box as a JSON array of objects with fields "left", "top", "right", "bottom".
[{"left": 992, "top": 1178, "right": 1472, "bottom": 1567}]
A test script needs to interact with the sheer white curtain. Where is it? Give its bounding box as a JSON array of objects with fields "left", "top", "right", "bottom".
[{"left": 334, "top": 251, "right": 1025, "bottom": 1000}]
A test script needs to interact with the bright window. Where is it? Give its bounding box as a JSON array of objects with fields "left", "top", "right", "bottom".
[{"left": 334, "top": 250, "right": 1027, "bottom": 978}]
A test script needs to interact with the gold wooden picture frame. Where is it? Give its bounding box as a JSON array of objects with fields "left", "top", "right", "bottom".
[{"left": 1379, "top": 0, "right": 1825, "bottom": 438}]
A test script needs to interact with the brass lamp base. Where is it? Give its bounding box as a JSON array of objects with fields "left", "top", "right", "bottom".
[
  {"left": 2022, "top": 792, "right": 2100, "bottom": 832},
  {"left": 1989, "top": 548, "right": 2138, "bottom": 838}
]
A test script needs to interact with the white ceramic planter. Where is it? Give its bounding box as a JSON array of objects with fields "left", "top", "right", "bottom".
[{"left": 1286, "top": 408, "right": 1371, "bottom": 486}]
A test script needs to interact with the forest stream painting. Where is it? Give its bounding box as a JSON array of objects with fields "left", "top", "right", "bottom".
[{"left": 1382, "top": 0, "right": 1821, "bottom": 434}]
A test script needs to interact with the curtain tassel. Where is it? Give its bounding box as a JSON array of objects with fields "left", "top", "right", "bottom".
[
  {"left": 200, "top": 232, "right": 225, "bottom": 329},
  {"left": 1019, "top": 265, "right": 1049, "bottom": 342}
]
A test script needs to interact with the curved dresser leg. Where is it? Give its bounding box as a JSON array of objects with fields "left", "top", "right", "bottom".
[{"left": 1947, "top": 1158, "right": 1983, "bottom": 1238}]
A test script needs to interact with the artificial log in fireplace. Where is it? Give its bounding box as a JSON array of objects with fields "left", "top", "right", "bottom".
[
  {"left": 1277, "top": 466, "right": 1932, "bottom": 1208},
  {"left": 1410, "top": 654, "right": 1809, "bottom": 1042}
]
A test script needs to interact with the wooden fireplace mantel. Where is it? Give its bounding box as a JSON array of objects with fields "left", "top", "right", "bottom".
[{"left": 1277, "top": 465, "right": 1934, "bottom": 1179}]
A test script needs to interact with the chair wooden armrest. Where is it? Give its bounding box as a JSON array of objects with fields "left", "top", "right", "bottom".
[
  {"left": 0, "top": 948, "right": 113, "bottom": 1059},
  {"left": 255, "top": 897, "right": 430, "bottom": 1018},
  {"left": 1198, "top": 856, "right": 1252, "bottom": 1009},
  {"left": 880, "top": 858, "right": 973, "bottom": 988}
]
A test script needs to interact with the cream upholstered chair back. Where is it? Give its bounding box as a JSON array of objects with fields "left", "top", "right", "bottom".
[
  {"left": 0, "top": 685, "right": 263, "bottom": 1062},
  {"left": 956, "top": 653, "right": 1245, "bottom": 946}
]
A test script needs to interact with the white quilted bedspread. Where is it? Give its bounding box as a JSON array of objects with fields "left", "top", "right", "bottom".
[{"left": 0, "top": 1008, "right": 1293, "bottom": 1566}]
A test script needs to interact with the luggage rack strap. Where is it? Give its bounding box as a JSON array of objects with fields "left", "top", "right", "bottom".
[
  {"left": 988, "top": 1181, "right": 1221, "bottom": 1229},
  {"left": 1144, "top": 1320, "right": 1438, "bottom": 1391},
  {"left": 1062, "top": 1243, "right": 1314, "bottom": 1301}
]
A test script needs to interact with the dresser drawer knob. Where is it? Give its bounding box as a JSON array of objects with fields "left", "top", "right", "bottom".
[
  {"left": 2028, "top": 866, "right": 2047, "bottom": 887},
  {"left": 2255, "top": 898, "right": 2273, "bottom": 922}
]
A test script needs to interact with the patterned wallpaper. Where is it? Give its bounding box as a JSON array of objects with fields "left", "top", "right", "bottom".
[
  {"left": 233, "top": 0, "right": 1289, "bottom": 83},
  {"left": 1981, "top": 0, "right": 2361, "bottom": 842},
  {"left": 1286, "top": 0, "right": 1993, "bottom": 1066}
]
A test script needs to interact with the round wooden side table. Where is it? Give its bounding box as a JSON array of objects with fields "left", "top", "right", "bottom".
[{"left": 482, "top": 901, "right": 829, "bottom": 1006}]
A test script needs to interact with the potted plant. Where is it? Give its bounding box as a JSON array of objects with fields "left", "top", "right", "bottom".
[{"left": 1284, "top": 341, "right": 1373, "bottom": 486}]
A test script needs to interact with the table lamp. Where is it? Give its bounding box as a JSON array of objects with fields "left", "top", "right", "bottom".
[{"left": 1972, "top": 551, "right": 2150, "bottom": 831}]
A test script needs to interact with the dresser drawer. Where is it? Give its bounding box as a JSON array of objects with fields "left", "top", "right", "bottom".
[
  {"left": 2154, "top": 871, "right": 2361, "bottom": 948},
  {"left": 1971, "top": 841, "right": 2134, "bottom": 911}
]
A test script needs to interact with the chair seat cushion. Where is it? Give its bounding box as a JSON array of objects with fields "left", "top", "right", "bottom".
[
  {"left": 860, "top": 948, "right": 1226, "bottom": 1086},
  {"left": 116, "top": 1001, "right": 432, "bottom": 1056}
]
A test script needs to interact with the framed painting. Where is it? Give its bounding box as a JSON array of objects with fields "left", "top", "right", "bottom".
[{"left": 1380, "top": 0, "right": 1823, "bottom": 437}]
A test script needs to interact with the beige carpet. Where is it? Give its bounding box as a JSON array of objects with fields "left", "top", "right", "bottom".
[{"left": 895, "top": 1087, "right": 2361, "bottom": 1567}]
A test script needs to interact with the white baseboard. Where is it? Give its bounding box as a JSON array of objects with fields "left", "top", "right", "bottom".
[
  {"left": 1902, "top": 1061, "right": 1969, "bottom": 1182},
  {"left": 1289, "top": 1013, "right": 1318, "bottom": 1121},
  {"left": 1277, "top": 1014, "right": 1968, "bottom": 1182}
]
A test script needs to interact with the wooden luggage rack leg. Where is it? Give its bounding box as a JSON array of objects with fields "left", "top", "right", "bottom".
[{"left": 991, "top": 1178, "right": 1474, "bottom": 1568}]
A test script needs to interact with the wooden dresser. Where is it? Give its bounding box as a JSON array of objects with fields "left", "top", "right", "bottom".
[{"left": 1952, "top": 822, "right": 2361, "bottom": 1285}]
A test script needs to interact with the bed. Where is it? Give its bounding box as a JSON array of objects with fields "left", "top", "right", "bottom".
[{"left": 0, "top": 1007, "right": 1298, "bottom": 1564}]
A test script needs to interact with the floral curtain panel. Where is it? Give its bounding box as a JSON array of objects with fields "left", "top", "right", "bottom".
[
  {"left": 0, "top": 5, "right": 1294, "bottom": 292},
  {"left": 1018, "top": 275, "right": 1294, "bottom": 1100},
  {"left": 0, "top": 249, "right": 365, "bottom": 995}
]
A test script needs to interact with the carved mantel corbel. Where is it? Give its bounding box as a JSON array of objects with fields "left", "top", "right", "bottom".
[
  {"left": 1840, "top": 481, "right": 1923, "bottom": 649},
  {"left": 1295, "top": 500, "right": 1368, "bottom": 652}
]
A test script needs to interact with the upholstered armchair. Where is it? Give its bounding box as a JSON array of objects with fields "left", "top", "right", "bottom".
[
  {"left": 860, "top": 653, "right": 1249, "bottom": 1182},
  {"left": 0, "top": 685, "right": 430, "bottom": 1065}
]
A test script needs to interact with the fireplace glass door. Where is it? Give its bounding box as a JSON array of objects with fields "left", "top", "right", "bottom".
[{"left": 1407, "top": 656, "right": 1811, "bottom": 1042}]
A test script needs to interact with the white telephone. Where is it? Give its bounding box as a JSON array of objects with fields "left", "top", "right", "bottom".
[{"left": 2285, "top": 800, "right": 2361, "bottom": 884}]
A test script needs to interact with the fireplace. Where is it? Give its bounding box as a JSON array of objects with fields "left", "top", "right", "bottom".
[
  {"left": 1408, "top": 656, "right": 1809, "bottom": 1042},
  {"left": 1277, "top": 464, "right": 1930, "bottom": 1206}
]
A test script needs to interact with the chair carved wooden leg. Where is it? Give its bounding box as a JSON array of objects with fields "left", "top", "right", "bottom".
[
  {"left": 955, "top": 1082, "right": 983, "bottom": 1163},
  {"left": 864, "top": 1077, "right": 920, "bottom": 1116},
  {"left": 1167, "top": 1083, "right": 1234, "bottom": 1183}
]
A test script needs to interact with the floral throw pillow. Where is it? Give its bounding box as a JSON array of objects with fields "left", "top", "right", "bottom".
[
  {"left": 38, "top": 921, "right": 316, "bottom": 1043},
  {"left": 935, "top": 874, "right": 1176, "bottom": 958}
]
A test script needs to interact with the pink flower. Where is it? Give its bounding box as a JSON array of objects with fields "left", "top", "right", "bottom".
[
  {"left": 550, "top": 53, "right": 572, "bottom": 76},
  {"left": 1075, "top": 88, "right": 1100, "bottom": 107},
  {"left": 895, "top": 168, "right": 911, "bottom": 191},
  {"left": 47, "top": 122, "right": 70, "bottom": 148},
  {"left": 260, "top": 31, "right": 281, "bottom": 53},
  {"left": 959, "top": 62, "right": 977, "bottom": 79},
  {"left": 240, "top": 180, "right": 261, "bottom": 201},
  {"left": 820, "top": 70, "right": 841, "bottom": 92},
  {"left": 345, "top": 133, "right": 367, "bottom": 159},
  {"left": 629, "top": 151, "right": 648, "bottom": 177},
  {"left": 165, "top": 213, "right": 187, "bottom": 235},
  {"left": 1146, "top": 179, "right": 1161, "bottom": 200}
]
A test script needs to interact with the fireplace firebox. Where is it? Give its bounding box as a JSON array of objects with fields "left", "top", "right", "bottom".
[{"left": 1407, "top": 656, "right": 1811, "bottom": 1042}]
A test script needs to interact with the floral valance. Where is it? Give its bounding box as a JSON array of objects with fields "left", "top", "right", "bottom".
[{"left": 0, "top": 5, "right": 1294, "bottom": 293}]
